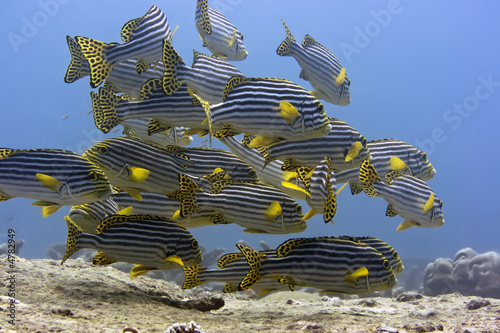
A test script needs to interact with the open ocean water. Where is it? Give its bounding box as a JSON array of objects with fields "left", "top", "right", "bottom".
[{"left": 1, "top": 0, "right": 499, "bottom": 278}]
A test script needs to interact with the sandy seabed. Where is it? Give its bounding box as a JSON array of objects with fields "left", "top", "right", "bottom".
[{"left": 0, "top": 257, "right": 499, "bottom": 333}]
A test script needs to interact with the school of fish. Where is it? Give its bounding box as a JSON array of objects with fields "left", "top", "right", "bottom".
[{"left": 1, "top": 1, "right": 445, "bottom": 295}]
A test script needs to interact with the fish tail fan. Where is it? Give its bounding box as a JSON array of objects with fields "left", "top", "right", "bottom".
[
  {"left": 64, "top": 35, "right": 89, "bottom": 83},
  {"left": 359, "top": 159, "right": 380, "bottom": 197},
  {"left": 182, "top": 265, "right": 205, "bottom": 289},
  {"left": 237, "top": 244, "right": 263, "bottom": 291},
  {"left": 95, "top": 86, "right": 120, "bottom": 134},
  {"left": 61, "top": 216, "right": 83, "bottom": 264},
  {"left": 322, "top": 157, "right": 337, "bottom": 224},
  {"left": 162, "top": 39, "right": 185, "bottom": 95},
  {"left": 178, "top": 174, "right": 201, "bottom": 218},
  {"left": 276, "top": 19, "right": 296, "bottom": 57},
  {"left": 74, "top": 36, "right": 113, "bottom": 88}
]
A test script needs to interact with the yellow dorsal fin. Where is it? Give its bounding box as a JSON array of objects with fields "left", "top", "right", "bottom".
[
  {"left": 281, "top": 181, "right": 310, "bottom": 197},
  {"left": 279, "top": 100, "right": 300, "bottom": 125},
  {"left": 264, "top": 201, "right": 282, "bottom": 222},
  {"left": 165, "top": 254, "right": 184, "bottom": 266},
  {"left": 423, "top": 193, "right": 435, "bottom": 214},
  {"left": 228, "top": 28, "right": 237, "bottom": 47},
  {"left": 345, "top": 266, "right": 369, "bottom": 284},
  {"left": 345, "top": 141, "right": 363, "bottom": 162},
  {"left": 130, "top": 264, "right": 153, "bottom": 278},
  {"left": 127, "top": 167, "right": 150, "bottom": 183},
  {"left": 334, "top": 67, "right": 346, "bottom": 88},
  {"left": 301, "top": 208, "right": 316, "bottom": 221},
  {"left": 36, "top": 173, "right": 62, "bottom": 192},
  {"left": 124, "top": 188, "right": 142, "bottom": 201},
  {"left": 116, "top": 206, "right": 133, "bottom": 215},
  {"left": 390, "top": 156, "right": 407, "bottom": 173},
  {"left": 397, "top": 220, "right": 414, "bottom": 231}
]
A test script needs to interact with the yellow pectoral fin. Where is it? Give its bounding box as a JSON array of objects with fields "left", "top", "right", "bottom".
[
  {"left": 127, "top": 167, "right": 150, "bottom": 183},
  {"left": 165, "top": 254, "right": 184, "bottom": 267},
  {"left": 172, "top": 209, "right": 181, "bottom": 220},
  {"left": 345, "top": 141, "right": 363, "bottom": 162},
  {"left": 423, "top": 193, "right": 435, "bottom": 214},
  {"left": 248, "top": 135, "right": 280, "bottom": 148},
  {"left": 301, "top": 208, "right": 316, "bottom": 222},
  {"left": 345, "top": 266, "right": 369, "bottom": 284},
  {"left": 390, "top": 156, "right": 407, "bottom": 173},
  {"left": 124, "top": 188, "right": 142, "bottom": 201},
  {"left": 282, "top": 171, "right": 298, "bottom": 182},
  {"left": 281, "top": 181, "right": 310, "bottom": 197},
  {"left": 42, "top": 205, "right": 62, "bottom": 217},
  {"left": 279, "top": 100, "right": 300, "bottom": 125},
  {"left": 36, "top": 173, "right": 62, "bottom": 192},
  {"left": 396, "top": 220, "right": 414, "bottom": 231},
  {"left": 264, "top": 201, "right": 282, "bottom": 222},
  {"left": 116, "top": 206, "right": 133, "bottom": 215},
  {"left": 256, "top": 289, "right": 276, "bottom": 297},
  {"left": 228, "top": 28, "right": 236, "bottom": 47},
  {"left": 334, "top": 67, "right": 346, "bottom": 88},
  {"left": 130, "top": 264, "right": 153, "bottom": 278}
]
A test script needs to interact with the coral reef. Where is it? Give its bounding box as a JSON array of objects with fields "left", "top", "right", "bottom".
[{"left": 423, "top": 247, "right": 500, "bottom": 298}]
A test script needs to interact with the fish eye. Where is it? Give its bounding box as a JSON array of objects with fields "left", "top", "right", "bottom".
[
  {"left": 422, "top": 153, "right": 428, "bottom": 161},
  {"left": 98, "top": 145, "right": 109, "bottom": 155},
  {"left": 249, "top": 169, "right": 257, "bottom": 179},
  {"left": 439, "top": 200, "right": 443, "bottom": 209},
  {"left": 296, "top": 205, "right": 302, "bottom": 215},
  {"left": 87, "top": 171, "right": 99, "bottom": 182},
  {"left": 383, "top": 260, "right": 391, "bottom": 270},
  {"left": 240, "top": 33, "right": 244, "bottom": 41},
  {"left": 392, "top": 251, "right": 399, "bottom": 259},
  {"left": 192, "top": 239, "right": 198, "bottom": 248},
  {"left": 361, "top": 137, "right": 367, "bottom": 147}
]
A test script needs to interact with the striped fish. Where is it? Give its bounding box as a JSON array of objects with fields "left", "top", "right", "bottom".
[
  {"left": 237, "top": 237, "right": 397, "bottom": 294},
  {"left": 219, "top": 135, "right": 310, "bottom": 201},
  {"left": 75, "top": 5, "right": 172, "bottom": 88},
  {"left": 62, "top": 214, "right": 202, "bottom": 278},
  {"left": 277, "top": 20, "right": 351, "bottom": 106},
  {"left": 64, "top": 36, "right": 164, "bottom": 98},
  {"left": 195, "top": 0, "right": 247, "bottom": 60},
  {"left": 261, "top": 118, "right": 370, "bottom": 172},
  {"left": 91, "top": 84, "right": 207, "bottom": 135},
  {"left": 68, "top": 197, "right": 120, "bottom": 234},
  {"left": 112, "top": 191, "right": 232, "bottom": 229},
  {"left": 83, "top": 136, "right": 193, "bottom": 201},
  {"left": 176, "top": 173, "right": 308, "bottom": 234},
  {"left": 121, "top": 118, "right": 193, "bottom": 147},
  {"left": 336, "top": 139, "right": 437, "bottom": 195},
  {"left": 359, "top": 159, "right": 444, "bottom": 231},
  {"left": 160, "top": 42, "right": 245, "bottom": 103},
  {"left": 0, "top": 148, "right": 112, "bottom": 216},
  {"left": 354, "top": 236, "right": 404, "bottom": 275},
  {"left": 197, "top": 77, "right": 331, "bottom": 147},
  {"left": 303, "top": 157, "right": 338, "bottom": 224},
  {"left": 162, "top": 145, "right": 259, "bottom": 183},
  {"left": 183, "top": 250, "right": 291, "bottom": 295}
]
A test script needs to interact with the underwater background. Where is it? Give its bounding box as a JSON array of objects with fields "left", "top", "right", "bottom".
[{"left": 1, "top": 0, "right": 499, "bottom": 268}]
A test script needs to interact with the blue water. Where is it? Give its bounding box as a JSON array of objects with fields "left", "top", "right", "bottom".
[{"left": 1, "top": 0, "right": 499, "bottom": 265}]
